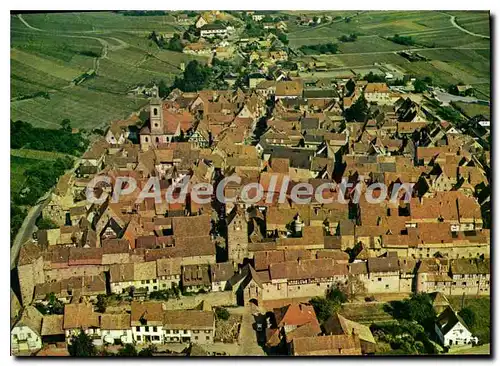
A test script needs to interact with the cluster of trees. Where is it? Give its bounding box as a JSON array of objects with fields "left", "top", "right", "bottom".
[
  {"left": 14, "top": 156, "right": 74, "bottom": 206},
  {"left": 375, "top": 293, "right": 438, "bottom": 354},
  {"left": 245, "top": 22, "right": 266, "bottom": 38},
  {"left": 147, "top": 31, "right": 183, "bottom": 52},
  {"left": 77, "top": 50, "right": 101, "bottom": 58},
  {"left": 149, "top": 285, "right": 181, "bottom": 301},
  {"left": 388, "top": 34, "right": 416, "bottom": 46},
  {"left": 363, "top": 71, "right": 386, "bottom": 83},
  {"left": 11, "top": 120, "right": 87, "bottom": 156},
  {"left": 310, "top": 287, "right": 348, "bottom": 322},
  {"left": 413, "top": 77, "right": 432, "bottom": 93},
  {"left": 384, "top": 293, "right": 437, "bottom": 330},
  {"left": 299, "top": 42, "right": 338, "bottom": 55},
  {"left": 339, "top": 33, "right": 357, "bottom": 42},
  {"left": 34, "top": 293, "right": 65, "bottom": 315},
  {"left": 171, "top": 60, "right": 221, "bottom": 92},
  {"left": 344, "top": 94, "right": 370, "bottom": 122},
  {"left": 35, "top": 216, "right": 58, "bottom": 230},
  {"left": 371, "top": 320, "right": 437, "bottom": 355}
]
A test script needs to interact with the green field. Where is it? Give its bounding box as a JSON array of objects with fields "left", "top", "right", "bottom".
[
  {"left": 11, "top": 155, "right": 42, "bottom": 195},
  {"left": 454, "top": 102, "right": 491, "bottom": 119},
  {"left": 11, "top": 12, "right": 207, "bottom": 130},
  {"left": 448, "top": 296, "right": 490, "bottom": 344}
]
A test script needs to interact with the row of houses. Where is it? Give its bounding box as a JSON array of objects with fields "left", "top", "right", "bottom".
[{"left": 11, "top": 302, "right": 215, "bottom": 354}]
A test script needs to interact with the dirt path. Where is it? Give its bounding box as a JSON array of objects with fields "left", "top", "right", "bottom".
[
  {"left": 448, "top": 14, "right": 490, "bottom": 39},
  {"left": 16, "top": 14, "right": 129, "bottom": 74}
]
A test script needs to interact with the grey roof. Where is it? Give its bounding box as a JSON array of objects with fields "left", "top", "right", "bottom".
[{"left": 436, "top": 306, "right": 470, "bottom": 336}]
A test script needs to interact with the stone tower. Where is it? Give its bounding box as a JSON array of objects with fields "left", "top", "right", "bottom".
[
  {"left": 227, "top": 206, "right": 249, "bottom": 269},
  {"left": 150, "top": 85, "right": 163, "bottom": 134}
]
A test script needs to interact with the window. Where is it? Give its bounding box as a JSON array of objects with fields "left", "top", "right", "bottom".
[
  {"left": 153, "top": 279, "right": 157, "bottom": 283},
  {"left": 195, "top": 336, "right": 198, "bottom": 340},
  {"left": 153, "top": 327, "right": 157, "bottom": 332},
  {"left": 153, "top": 286, "right": 158, "bottom": 290},
  {"left": 193, "top": 330, "right": 199, "bottom": 334},
  {"left": 137, "top": 335, "right": 142, "bottom": 341},
  {"left": 206, "top": 336, "right": 210, "bottom": 340},
  {"left": 378, "top": 278, "right": 382, "bottom": 282},
  {"left": 153, "top": 336, "right": 160, "bottom": 341},
  {"left": 162, "top": 284, "right": 167, "bottom": 288},
  {"left": 174, "top": 330, "right": 179, "bottom": 334},
  {"left": 165, "top": 330, "right": 170, "bottom": 334},
  {"left": 146, "top": 280, "right": 150, "bottom": 284},
  {"left": 136, "top": 326, "right": 140, "bottom": 331},
  {"left": 205, "top": 330, "right": 211, "bottom": 334},
  {"left": 145, "top": 326, "right": 149, "bottom": 332},
  {"left": 154, "top": 108, "right": 158, "bottom": 116}
]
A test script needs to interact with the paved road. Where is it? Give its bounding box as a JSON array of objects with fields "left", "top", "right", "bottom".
[
  {"left": 10, "top": 192, "right": 51, "bottom": 269},
  {"left": 10, "top": 153, "right": 83, "bottom": 269},
  {"left": 449, "top": 15, "right": 490, "bottom": 39},
  {"left": 433, "top": 90, "right": 488, "bottom": 105}
]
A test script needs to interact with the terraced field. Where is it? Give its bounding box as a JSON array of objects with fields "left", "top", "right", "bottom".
[{"left": 10, "top": 12, "right": 206, "bottom": 129}]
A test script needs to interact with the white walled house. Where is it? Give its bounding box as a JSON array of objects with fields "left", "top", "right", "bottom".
[
  {"left": 11, "top": 306, "right": 43, "bottom": 354},
  {"left": 63, "top": 303, "right": 102, "bottom": 346},
  {"left": 100, "top": 313, "right": 133, "bottom": 345},
  {"left": 163, "top": 310, "right": 215, "bottom": 344},
  {"left": 109, "top": 262, "right": 159, "bottom": 295},
  {"left": 435, "top": 306, "right": 478, "bottom": 348},
  {"left": 210, "top": 262, "right": 235, "bottom": 292},
  {"left": 131, "top": 301, "right": 164, "bottom": 344}
]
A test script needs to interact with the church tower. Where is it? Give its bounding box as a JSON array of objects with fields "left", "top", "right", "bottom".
[{"left": 150, "top": 85, "right": 163, "bottom": 134}]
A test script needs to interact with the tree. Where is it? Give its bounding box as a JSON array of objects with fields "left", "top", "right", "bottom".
[
  {"left": 167, "top": 33, "right": 183, "bottom": 52},
  {"left": 458, "top": 307, "right": 476, "bottom": 328},
  {"left": 173, "top": 60, "right": 211, "bottom": 92},
  {"left": 215, "top": 307, "right": 230, "bottom": 321},
  {"left": 157, "top": 79, "right": 170, "bottom": 98},
  {"left": 310, "top": 297, "right": 338, "bottom": 322},
  {"left": 117, "top": 343, "right": 138, "bottom": 356},
  {"left": 68, "top": 329, "right": 97, "bottom": 356},
  {"left": 384, "top": 293, "right": 436, "bottom": 331},
  {"left": 363, "top": 71, "right": 386, "bottom": 83},
  {"left": 413, "top": 79, "right": 428, "bottom": 93},
  {"left": 36, "top": 216, "right": 58, "bottom": 230},
  {"left": 61, "top": 119, "right": 71, "bottom": 131},
  {"left": 345, "top": 79, "right": 356, "bottom": 97},
  {"left": 326, "top": 287, "right": 348, "bottom": 304},
  {"left": 96, "top": 294, "right": 107, "bottom": 313}
]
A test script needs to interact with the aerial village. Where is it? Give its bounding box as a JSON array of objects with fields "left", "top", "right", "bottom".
[{"left": 10, "top": 10, "right": 491, "bottom": 357}]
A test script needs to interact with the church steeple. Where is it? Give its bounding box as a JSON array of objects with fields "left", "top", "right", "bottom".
[{"left": 150, "top": 85, "right": 163, "bottom": 134}]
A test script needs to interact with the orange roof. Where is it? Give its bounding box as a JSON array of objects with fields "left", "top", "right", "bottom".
[{"left": 274, "top": 303, "right": 320, "bottom": 329}]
